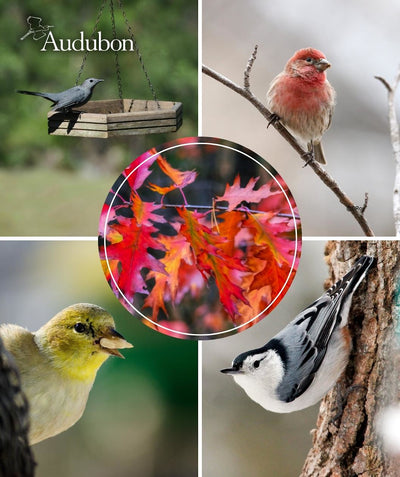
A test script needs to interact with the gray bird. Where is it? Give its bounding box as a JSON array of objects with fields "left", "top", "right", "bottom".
[{"left": 17, "top": 78, "right": 104, "bottom": 112}]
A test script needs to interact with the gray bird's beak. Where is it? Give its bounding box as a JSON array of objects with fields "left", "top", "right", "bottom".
[
  {"left": 316, "top": 59, "right": 331, "bottom": 71},
  {"left": 220, "top": 367, "right": 242, "bottom": 375}
]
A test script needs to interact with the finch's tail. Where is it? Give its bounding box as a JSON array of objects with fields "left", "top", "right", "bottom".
[{"left": 312, "top": 141, "right": 327, "bottom": 165}]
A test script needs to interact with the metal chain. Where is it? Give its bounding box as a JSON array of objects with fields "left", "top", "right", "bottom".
[
  {"left": 110, "top": 0, "right": 123, "bottom": 102},
  {"left": 76, "top": 0, "right": 160, "bottom": 111},
  {"left": 75, "top": 0, "right": 107, "bottom": 85},
  {"left": 117, "top": 0, "right": 160, "bottom": 109}
]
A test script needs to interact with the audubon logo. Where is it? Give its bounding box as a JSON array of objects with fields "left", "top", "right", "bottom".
[
  {"left": 41, "top": 31, "right": 134, "bottom": 52},
  {"left": 21, "top": 16, "right": 134, "bottom": 52}
]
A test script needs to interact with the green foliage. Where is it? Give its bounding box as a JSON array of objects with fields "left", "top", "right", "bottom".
[{"left": 1, "top": 0, "right": 197, "bottom": 169}]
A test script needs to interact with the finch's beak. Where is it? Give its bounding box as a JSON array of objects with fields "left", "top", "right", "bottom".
[
  {"left": 99, "top": 327, "right": 133, "bottom": 358},
  {"left": 220, "top": 366, "right": 242, "bottom": 375},
  {"left": 316, "top": 58, "right": 331, "bottom": 71}
]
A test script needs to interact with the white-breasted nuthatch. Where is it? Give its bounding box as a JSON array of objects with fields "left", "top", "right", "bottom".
[{"left": 221, "top": 255, "right": 374, "bottom": 413}]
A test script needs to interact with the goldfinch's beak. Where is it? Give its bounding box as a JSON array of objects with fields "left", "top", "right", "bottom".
[{"left": 99, "top": 328, "right": 133, "bottom": 358}]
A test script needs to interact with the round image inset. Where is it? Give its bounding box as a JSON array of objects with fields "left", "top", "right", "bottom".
[{"left": 98, "top": 137, "right": 302, "bottom": 339}]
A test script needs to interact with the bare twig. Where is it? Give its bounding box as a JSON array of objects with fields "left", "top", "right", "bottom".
[
  {"left": 202, "top": 56, "right": 375, "bottom": 237},
  {"left": 375, "top": 68, "right": 400, "bottom": 236},
  {"left": 159, "top": 203, "right": 300, "bottom": 220},
  {"left": 244, "top": 45, "right": 258, "bottom": 91}
]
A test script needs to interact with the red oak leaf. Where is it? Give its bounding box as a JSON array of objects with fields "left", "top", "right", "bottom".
[
  {"left": 216, "top": 175, "right": 276, "bottom": 211},
  {"left": 104, "top": 192, "right": 166, "bottom": 301},
  {"left": 123, "top": 148, "right": 159, "bottom": 191}
]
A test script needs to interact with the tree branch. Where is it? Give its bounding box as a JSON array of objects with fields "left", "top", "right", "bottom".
[
  {"left": 301, "top": 240, "right": 400, "bottom": 476},
  {"left": 202, "top": 49, "right": 375, "bottom": 237},
  {"left": 375, "top": 69, "right": 400, "bottom": 236}
]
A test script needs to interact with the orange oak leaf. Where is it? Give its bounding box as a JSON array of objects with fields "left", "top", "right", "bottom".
[
  {"left": 177, "top": 207, "right": 249, "bottom": 319},
  {"left": 248, "top": 244, "right": 293, "bottom": 298},
  {"left": 143, "top": 235, "right": 204, "bottom": 321},
  {"left": 148, "top": 155, "right": 197, "bottom": 195},
  {"left": 243, "top": 212, "right": 299, "bottom": 267}
]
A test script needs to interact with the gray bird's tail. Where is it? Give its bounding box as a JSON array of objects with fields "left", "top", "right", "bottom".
[{"left": 16, "top": 90, "right": 53, "bottom": 102}]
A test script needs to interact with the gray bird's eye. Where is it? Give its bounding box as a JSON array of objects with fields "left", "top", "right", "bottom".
[{"left": 74, "top": 322, "right": 86, "bottom": 333}]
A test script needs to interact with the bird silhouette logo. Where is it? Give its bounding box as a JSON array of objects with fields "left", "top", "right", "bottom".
[{"left": 20, "top": 16, "right": 54, "bottom": 41}]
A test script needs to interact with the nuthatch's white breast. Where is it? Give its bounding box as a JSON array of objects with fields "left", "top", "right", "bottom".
[{"left": 221, "top": 256, "right": 374, "bottom": 413}]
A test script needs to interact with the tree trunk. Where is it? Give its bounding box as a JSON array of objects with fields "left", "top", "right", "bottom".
[
  {"left": 300, "top": 240, "right": 400, "bottom": 477},
  {"left": 0, "top": 337, "right": 35, "bottom": 477}
]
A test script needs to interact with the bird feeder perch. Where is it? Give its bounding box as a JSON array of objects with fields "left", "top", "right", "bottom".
[
  {"left": 48, "top": 100, "right": 182, "bottom": 138},
  {"left": 48, "top": 0, "right": 182, "bottom": 138}
]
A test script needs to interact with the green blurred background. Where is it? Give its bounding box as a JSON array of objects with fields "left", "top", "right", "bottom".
[
  {"left": 0, "top": 240, "right": 197, "bottom": 476},
  {"left": 0, "top": 0, "right": 197, "bottom": 235}
]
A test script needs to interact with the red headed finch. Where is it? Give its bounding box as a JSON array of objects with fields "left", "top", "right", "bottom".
[{"left": 266, "top": 48, "right": 336, "bottom": 165}]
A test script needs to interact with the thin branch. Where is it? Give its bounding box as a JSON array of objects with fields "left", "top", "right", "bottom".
[
  {"left": 202, "top": 55, "right": 375, "bottom": 237},
  {"left": 244, "top": 45, "right": 258, "bottom": 91},
  {"left": 375, "top": 68, "right": 400, "bottom": 236},
  {"left": 158, "top": 203, "right": 300, "bottom": 220},
  {"left": 360, "top": 192, "right": 369, "bottom": 215}
]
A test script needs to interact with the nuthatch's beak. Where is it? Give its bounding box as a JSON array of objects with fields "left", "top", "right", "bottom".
[
  {"left": 99, "top": 327, "right": 133, "bottom": 358},
  {"left": 316, "top": 58, "right": 331, "bottom": 71},
  {"left": 220, "top": 366, "right": 242, "bottom": 375}
]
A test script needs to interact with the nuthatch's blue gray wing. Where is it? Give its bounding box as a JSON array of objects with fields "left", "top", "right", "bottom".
[{"left": 274, "top": 255, "right": 374, "bottom": 403}]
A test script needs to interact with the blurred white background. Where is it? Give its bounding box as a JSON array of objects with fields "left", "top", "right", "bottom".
[{"left": 202, "top": 0, "right": 400, "bottom": 236}]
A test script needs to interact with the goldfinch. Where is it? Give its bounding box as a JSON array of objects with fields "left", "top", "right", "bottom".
[{"left": 0, "top": 303, "right": 133, "bottom": 445}]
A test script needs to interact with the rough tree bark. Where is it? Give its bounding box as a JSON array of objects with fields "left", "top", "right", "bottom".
[
  {"left": 0, "top": 336, "right": 35, "bottom": 477},
  {"left": 300, "top": 240, "right": 400, "bottom": 477}
]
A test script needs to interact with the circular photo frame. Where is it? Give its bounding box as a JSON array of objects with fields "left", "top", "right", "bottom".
[{"left": 98, "top": 137, "right": 302, "bottom": 339}]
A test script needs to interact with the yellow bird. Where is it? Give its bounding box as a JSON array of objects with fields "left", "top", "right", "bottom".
[{"left": 0, "top": 303, "right": 133, "bottom": 445}]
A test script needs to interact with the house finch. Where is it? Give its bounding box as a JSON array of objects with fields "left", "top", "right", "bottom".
[{"left": 266, "top": 48, "right": 336, "bottom": 164}]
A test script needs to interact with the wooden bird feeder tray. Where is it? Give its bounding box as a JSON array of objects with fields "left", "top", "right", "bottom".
[{"left": 47, "top": 99, "right": 182, "bottom": 138}]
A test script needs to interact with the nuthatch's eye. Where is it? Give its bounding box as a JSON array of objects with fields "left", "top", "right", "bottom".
[
  {"left": 253, "top": 360, "right": 260, "bottom": 369},
  {"left": 74, "top": 322, "right": 86, "bottom": 333}
]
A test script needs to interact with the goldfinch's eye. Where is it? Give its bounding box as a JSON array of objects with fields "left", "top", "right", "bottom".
[
  {"left": 74, "top": 322, "right": 86, "bottom": 333},
  {"left": 253, "top": 360, "right": 260, "bottom": 368}
]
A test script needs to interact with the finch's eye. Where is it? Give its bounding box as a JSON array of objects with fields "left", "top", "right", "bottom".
[
  {"left": 253, "top": 360, "right": 260, "bottom": 369},
  {"left": 74, "top": 322, "right": 86, "bottom": 333},
  {"left": 305, "top": 57, "right": 313, "bottom": 63}
]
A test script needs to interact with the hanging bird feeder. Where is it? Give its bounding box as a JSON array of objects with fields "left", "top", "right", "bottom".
[{"left": 48, "top": 0, "right": 182, "bottom": 138}]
